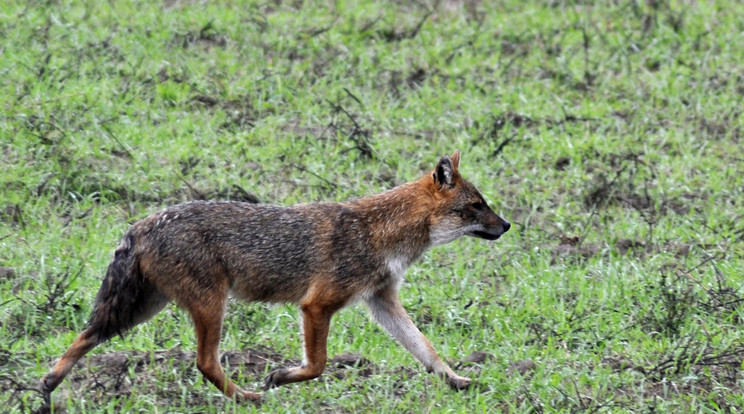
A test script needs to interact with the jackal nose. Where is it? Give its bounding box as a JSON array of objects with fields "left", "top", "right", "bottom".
[{"left": 503, "top": 221, "right": 511, "bottom": 233}]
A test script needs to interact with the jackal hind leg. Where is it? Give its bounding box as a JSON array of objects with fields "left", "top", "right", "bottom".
[
  {"left": 40, "top": 327, "right": 99, "bottom": 400},
  {"left": 189, "top": 296, "right": 261, "bottom": 402},
  {"left": 264, "top": 294, "right": 344, "bottom": 390},
  {"left": 41, "top": 283, "right": 170, "bottom": 399}
]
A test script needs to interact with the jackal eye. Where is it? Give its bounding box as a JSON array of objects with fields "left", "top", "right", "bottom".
[{"left": 472, "top": 201, "right": 485, "bottom": 211}]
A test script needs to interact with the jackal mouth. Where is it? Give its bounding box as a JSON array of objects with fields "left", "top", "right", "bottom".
[{"left": 469, "top": 229, "right": 502, "bottom": 240}]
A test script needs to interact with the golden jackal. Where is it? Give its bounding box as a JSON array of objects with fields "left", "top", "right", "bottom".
[{"left": 41, "top": 150, "right": 510, "bottom": 401}]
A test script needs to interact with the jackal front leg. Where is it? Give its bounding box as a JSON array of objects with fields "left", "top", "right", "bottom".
[{"left": 365, "top": 285, "right": 471, "bottom": 390}]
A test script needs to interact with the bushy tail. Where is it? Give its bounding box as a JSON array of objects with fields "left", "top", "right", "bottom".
[
  {"left": 42, "top": 232, "right": 169, "bottom": 396},
  {"left": 88, "top": 232, "right": 167, "bottom": 343}
]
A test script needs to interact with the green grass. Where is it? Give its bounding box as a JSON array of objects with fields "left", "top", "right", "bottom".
[{"left": 2, "top": 0, "right": 743, "bottom": 412}]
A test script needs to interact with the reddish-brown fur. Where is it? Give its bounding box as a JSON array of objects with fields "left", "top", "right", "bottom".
[{"left": 41, "top": 150, "right": 510, "bottom": 402}]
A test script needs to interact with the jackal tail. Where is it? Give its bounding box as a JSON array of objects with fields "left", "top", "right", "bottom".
[{"left": 41, "top": 232, "right": 169, "bottom": 394}]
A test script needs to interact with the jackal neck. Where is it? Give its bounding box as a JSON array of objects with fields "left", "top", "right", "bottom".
[{"left": 347, "top": 180, "right": 435, "bottom": 261}]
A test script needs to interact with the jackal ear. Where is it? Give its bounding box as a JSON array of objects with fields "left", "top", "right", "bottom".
[
  {"left": 433, "top": 155, "right": 455, "bottom": 188},
  {"left": 451, "top": 150, "right": 460, "bottom": 173}
]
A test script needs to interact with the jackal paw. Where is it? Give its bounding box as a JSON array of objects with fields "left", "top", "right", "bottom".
[
  {"left": 39, "top": 376, "right": 56, "bottom": 409},
  {"left": 40, "top": 373, "right": 57, "bottom": 395},
  {"left": 237, "top": 390, "right": 263, "bottom": 403},
  {"left": 446, "top": 374, "right": 472, "bottom": 391},
  {"left": 263, "top": 368, "right": 289, "bottom": 390}
]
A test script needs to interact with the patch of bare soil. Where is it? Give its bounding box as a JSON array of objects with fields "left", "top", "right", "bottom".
[
  {"left": 603, "top": 342, "right": 744, "bottom": 409},
  {"left": 581, "top": 151, "right": 698, "bottom": 219},
  {"left": 328, "top": 352, "right": 375, "bottom": 380},
  {"left": 190, "top": 94, "right": 259, "bottom": 131},
  {"left": 0, "top": 204, "right": 24, "bottom": 227},
  {"left": 550, "top": 233, "right": 722, "bottom": 263},
  {"left": 178, "top": 182, "right": 261, "bottom": 204},
  {"left": 170, "top": 21, "right": 229, "bottom": 49},
  {"left": 71, "top": 348, "right": 286, "bottom": 407},
  {"left": 551, "top": 234, "right": 602, "bottom": 262},
  {"left": 5, "top": 348, "right": 494, "bottom": 412},
  {"left": 506, "top": 360, "right": 536, "bottom": 377},
  {"left": 472, "top": 111, "right": 596, "bottom": 156},
  {"left": 0, "top": 266, "right": 17, "bottom": 281}
]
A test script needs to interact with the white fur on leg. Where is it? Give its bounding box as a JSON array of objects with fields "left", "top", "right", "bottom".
[{"left": 365, "top": 291, "right": 450, "bottom": 374}]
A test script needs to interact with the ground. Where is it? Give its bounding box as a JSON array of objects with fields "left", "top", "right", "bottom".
[{"left": 1, "top": 0, "right": 743, "bottom": 412}]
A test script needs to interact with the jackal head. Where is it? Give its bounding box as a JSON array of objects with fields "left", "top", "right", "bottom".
[{"left": 428, "top": 150, "right": 511, "bottom": 246}]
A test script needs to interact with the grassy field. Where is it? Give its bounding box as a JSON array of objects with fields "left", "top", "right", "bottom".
[{"left": 2, "top": 0, "right": 743, "bottom": 412}]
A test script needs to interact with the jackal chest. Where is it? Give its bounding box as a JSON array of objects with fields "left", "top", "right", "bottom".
[
  {"left": 350, "top": 254, "right": 413, "bottom": 302},
  {"left": 372, "top": 254, "right": 412, "bottom": 293},
  {"left": 385, "top": 255, "right": 410, "bottom": 281}
]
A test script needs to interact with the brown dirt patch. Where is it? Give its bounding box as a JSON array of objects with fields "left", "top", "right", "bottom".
[{"left": 5, "top": 347, "right": 490, "bottom": 412}]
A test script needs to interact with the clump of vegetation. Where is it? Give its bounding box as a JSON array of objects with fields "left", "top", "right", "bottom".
[{"left": 1, "top": 0, "right": 742, "bottom": 412}]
